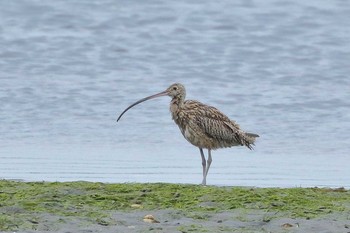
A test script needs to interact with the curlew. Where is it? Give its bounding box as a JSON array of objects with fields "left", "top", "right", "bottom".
[{"left": 117, "top": 83, "right": 259, "bottom": 185}]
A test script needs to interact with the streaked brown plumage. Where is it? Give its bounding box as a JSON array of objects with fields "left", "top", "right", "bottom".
[{"left": 117, "top": 83, "right": 259, "bottom": 185}]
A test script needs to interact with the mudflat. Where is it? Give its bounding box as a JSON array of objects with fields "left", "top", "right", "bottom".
[{"left": 1, "top": 181, "right": 349, "bottom": 233}]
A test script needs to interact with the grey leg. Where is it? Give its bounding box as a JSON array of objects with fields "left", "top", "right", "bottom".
[
  {"left": 204, "top": 149, "right": 212, "bottom": 184},
  {"left": 199, "top": 148, "right": 206, "bottom": 185}
]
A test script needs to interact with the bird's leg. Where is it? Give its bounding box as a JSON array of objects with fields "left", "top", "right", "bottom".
[
  {"left": 203, "top": 149, "right": 212, "bottom": 184},
  {"left": 199, "top": 148, "right": 206, "bottom": 185}
]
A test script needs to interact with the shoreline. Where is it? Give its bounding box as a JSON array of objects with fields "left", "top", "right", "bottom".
[{"left": 1, "top": 180, "right": 349, "bottom": 232}]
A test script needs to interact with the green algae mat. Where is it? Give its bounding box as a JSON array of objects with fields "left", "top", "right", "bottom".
[{"left": 0, "top": 180, "right": 349, "bottom": 232}]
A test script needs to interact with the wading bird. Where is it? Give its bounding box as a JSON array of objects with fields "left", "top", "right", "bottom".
[{"left": 117, "top": 83, "right": 259, "bottom": 185}]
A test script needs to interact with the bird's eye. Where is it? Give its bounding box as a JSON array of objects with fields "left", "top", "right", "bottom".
[{"left": 173, "top": 86, "right": 177, "bottom": 91}]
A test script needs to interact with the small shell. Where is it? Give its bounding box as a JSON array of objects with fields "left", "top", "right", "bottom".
[
  {"left": 281, "top": 223, "right": 293, "bottom": 228},
  {"left": 143, "top": 214, "right": 160, "bottom": 223}
]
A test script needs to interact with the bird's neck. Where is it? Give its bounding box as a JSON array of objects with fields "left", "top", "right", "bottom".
[
  {"left": 170, "top": 96, "right": 184, "bottom": 120},
  {"left": 171, "top": 95, "right": 184, "bottom": 107}
]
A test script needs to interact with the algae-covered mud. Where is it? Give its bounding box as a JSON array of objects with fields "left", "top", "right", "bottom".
[{"left": 0, "top": 180, "right": 349, "bottom": 233}]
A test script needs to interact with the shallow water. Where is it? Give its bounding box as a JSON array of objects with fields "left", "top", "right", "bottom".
[{"left": 0, "top": 0, "right": 349, "bottom": 187}]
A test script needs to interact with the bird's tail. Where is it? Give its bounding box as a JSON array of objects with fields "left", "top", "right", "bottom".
[
  {"left": 244, "top": 132, "right": 259, "bottom": 150},
  {"left": 246, "top": 132, "right": 259, "bottom": 138}
]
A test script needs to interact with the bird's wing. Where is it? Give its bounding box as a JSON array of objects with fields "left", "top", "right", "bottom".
[
  {"left": 183, "top": 100, "right": 242, "bottom": 140},
  {"left": 183, "top": 100, "right": 255, "bottom": 149}
]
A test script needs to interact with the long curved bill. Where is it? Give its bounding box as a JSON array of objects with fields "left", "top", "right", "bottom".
[{"left": 117, "top": 90, "right": 168, "bottom": 122}]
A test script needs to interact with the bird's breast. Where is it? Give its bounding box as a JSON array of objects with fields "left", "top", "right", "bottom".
[
  {"left": 172, "top": 112, "right": 213, "bottom": 149},
  {"left": 179, "top": 123, "right": 214, "bottom": 149}
]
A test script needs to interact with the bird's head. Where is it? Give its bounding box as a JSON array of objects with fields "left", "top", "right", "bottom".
[
  {"left": 117, "top": 83, "right": 186, "bottom": 122},
  {"left": 165, "top": 83, "right": 186, "bottom": 99}
]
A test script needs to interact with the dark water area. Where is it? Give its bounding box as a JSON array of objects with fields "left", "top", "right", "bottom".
[{"left": 1, "top": 0, "right": 349, "bottom": 187}]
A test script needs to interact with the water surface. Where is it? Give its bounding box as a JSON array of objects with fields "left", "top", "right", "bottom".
[{"left": 1, "top": 0, "right": 349, "bottom": 187}]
